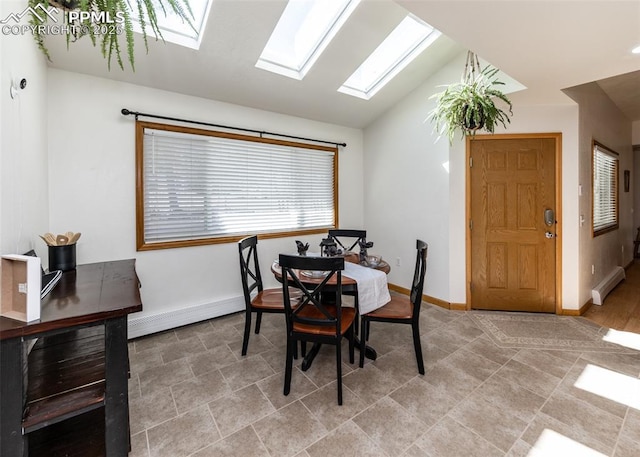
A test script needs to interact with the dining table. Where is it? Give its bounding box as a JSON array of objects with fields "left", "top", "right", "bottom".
[{"left": 271, "top": 252, "right": 391, "bottom": 371}]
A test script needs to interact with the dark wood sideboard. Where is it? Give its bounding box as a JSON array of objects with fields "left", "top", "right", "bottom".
[{"left": 0, "top": 259, "right": 143, "bottom": 457}]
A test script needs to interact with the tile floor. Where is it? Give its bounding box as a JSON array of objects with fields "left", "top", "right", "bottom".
[{"left": 127, "top": 300, "right": 640, "bottom": 457}]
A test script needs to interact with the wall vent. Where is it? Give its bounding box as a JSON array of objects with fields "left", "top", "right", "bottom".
[{"left": 591, "top": 266, "right": 625, "bottom": 305}]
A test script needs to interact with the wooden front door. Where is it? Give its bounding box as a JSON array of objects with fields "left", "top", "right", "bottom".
[{"left": 469, "top": 135, "right": 559, "bottom": 313}]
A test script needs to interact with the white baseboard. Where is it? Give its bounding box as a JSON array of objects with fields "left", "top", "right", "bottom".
[
  {"left": 591, "top": 266, "right": 625, "bottom": 306},
  {"left": 127, "top": 296, "right": 245, "bottom": 339}
]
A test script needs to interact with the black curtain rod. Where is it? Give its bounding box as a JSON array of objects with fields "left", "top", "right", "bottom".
[{"left": 120, "top": 109, "right": 347, "bottom": 148}]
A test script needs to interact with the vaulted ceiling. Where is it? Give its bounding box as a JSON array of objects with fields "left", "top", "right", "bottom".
[{"left": 43, "top": 0, "right": 640, "bottom": 128}]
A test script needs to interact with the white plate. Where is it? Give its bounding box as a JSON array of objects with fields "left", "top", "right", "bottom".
[{"left": 301, "top": 270, "right": 329, "bottom": 279}]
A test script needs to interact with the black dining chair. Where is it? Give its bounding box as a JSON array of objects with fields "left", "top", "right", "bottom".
[
  {"left": 238, "top": 235, "right": 301, "bottom": 356},
  {"left": 279, "top": 254, "right": 355, "bottom": 405},
  {"left": 328, "top": 229, "right": 367, "bottom": 253},
  {"left": 359, "top": 239, "right": 428, "bottom": 374}
]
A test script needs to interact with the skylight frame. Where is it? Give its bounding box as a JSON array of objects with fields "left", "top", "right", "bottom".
[
  {"left": 256, "top": 0, "right": 362, "bottom": 80},
  {"left": 338, "top": 14, "right": 441, "bottom": 100},
  {"left": 130, "top": 0, "right": 213, "bottom": 50}
]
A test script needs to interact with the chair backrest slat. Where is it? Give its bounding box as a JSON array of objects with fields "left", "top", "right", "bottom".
[
  {"left": 238, "top": 236, "right": 264, "bottom": 306},
  {"left": 409, "top": 239, "right": 429, "bottom": 319},
  {"left": 328, "top": 229, "right": 367, "bottom": 252}
]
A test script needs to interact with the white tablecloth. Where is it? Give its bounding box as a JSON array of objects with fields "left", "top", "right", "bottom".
[{"left": 343, "top": 262, "right": 391, "bottom": 315}]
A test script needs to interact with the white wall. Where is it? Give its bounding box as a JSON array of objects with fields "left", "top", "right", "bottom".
[
  {"left": 364, "top": 54, "right": 582, "bottom": 309},
  {"left": 47, "top": 69, "right": 364, "bottom": 330},
  {"left": 1, "top": 1, "right": 49, "bottom": 258},
  {"left": 564, "top": 83, "right": 634, "bottom": 308}
]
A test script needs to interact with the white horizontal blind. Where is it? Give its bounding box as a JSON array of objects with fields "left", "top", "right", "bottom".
[
  {"left": 593, "top": 143, "right": 618, "bottom": 234},
  {"left": 141, "top": 127, "right": 336, "bottom": 244}
]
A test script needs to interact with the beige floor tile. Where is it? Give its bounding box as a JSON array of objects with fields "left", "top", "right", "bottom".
[
  {"left": 301, "top": 381, "right": 368, "bottom": 431},
  {"left": 187, "top": 344, "right": 238, "bottom": 377},
  {"left": 401, "top": 444, "right": 430, "bottom": 457},
  {"left": 174, "top": 320, "right": 214, "bottom": 340},
  {"left": 159, "top": 335, "right": 208, "bottom": 364},
  {"left": 147, "top": 405, "right": 220, "bottom": 457},
  {"left": 461, "top": 334, "right": 518, "bottom": 365},
  {"left": 520, "top": 412, "right": 613, "bottom": 455},
  {"left": 134, "top": 330, "right": 179, "bottom": 353},
  {"left": 342, "top": 364, "right": 400, "bottom": 405},
  {"left": 228, "top": 333, "right": 276, "bottom": 356},
  {"left": 296, "top": 345, "right": 356, "bottom": 388},
  {"left": 208, "top": 384, "right": 276, "bottom": 438},
  {"left": 512, "top": 348, "right": 576, "bottom": 378},
  {"left": 494, "top": 359, "right": 561, "bottom": 398},
  {"left": 556, "top": 360, "right": 629, "bottom": 418},
  {"left": 541, "top": 391, "right": 623, "bottom": 448},
  {"left": 449, "top": 395, "right": 528, "bottom": 452},
  {"left": 579, "top": 351, "right": 640, "bottom": 378},
  {"left": 257, "top": 369, "right": 318, "bottom": 409},
  {"left": 505, "top": 439, "right": 532, "bottom": 457},
  {"left": 415, "top": 416, "right": 503, "bottom": 457},
  {"left": 442, "top": 348, "right": 502, "bottom": 382},
  {"left": 372, "top": 347, "right": 424, "bottom": 385},
  {"left": 426, "top": 330, "right": 468, "bottom": 354},
  {"left": 138, "top": 358, "right": 194, "bottom": 396},
  {"left": 199, "top": 326, "right": 243, "bottom": 351},
  {"left": 441, "top": 316, "right": 485, "bottom": 342},
  {"left": 476, "top": 374, "right": 546, "bottom": 422},
  {"left": 389, "top": 377, "right": 459, "bottom": 427},
  {"left": 219, "top": 354, "right": 276, "bottom": 391},
  {"left": 191, "top": 425, "right": 270, "bottom": 457},
  {"left": 253, "top": 401, "right": 328, "bottom": 457},
  {"left": 422, "top": 359, "right": 484, "bottom": 401},
  {"left": 129, "top": 387, "right": 177, "bottom": 435},
  {"left": 352, "top": 396, "right": 427, "bottom": 456},
  {"left": 172, "top": 369, "right": 232, "bottom": 414},
  {"left": 613, "top": 436, "right": 640, "bottom": 457},
  {"left": 129, "top": 431, "right": 149, "bottom": 457},
  {"left": 129, "top": 349, "right": 164, "bottom": 375},
  {"left": 306, "top": 420, "right": 388, "bottom": 457},
  {"left": 620, "top": 408, "right": 640, "bottom": 443},
  {"left": 126, "top": 307, "right": 640, "bottom": 457}
]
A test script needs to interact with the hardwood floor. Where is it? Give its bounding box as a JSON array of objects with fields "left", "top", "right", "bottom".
[{"left": 583, "top": 260, "right": 640, "bottom": 333}]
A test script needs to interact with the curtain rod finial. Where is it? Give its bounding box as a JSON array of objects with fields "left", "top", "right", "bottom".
[{"left": 121, "top": 108, "right": 131, "bottom": 116}]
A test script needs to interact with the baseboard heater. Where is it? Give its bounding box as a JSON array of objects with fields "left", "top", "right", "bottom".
[{"left": 591, "top": 266, "right": 625, "bottom": 305}]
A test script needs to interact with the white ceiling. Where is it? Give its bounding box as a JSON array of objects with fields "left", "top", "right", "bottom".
[{"left": 44, "top": 0, "right": 640, "bottom": 128}]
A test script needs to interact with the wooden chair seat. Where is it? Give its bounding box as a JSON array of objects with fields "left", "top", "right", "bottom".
[
  {"left": 366, "top": 295, "right": 413, "bottom": 320},
  {"left": 293, "top": 306, "right": 356, "bottom": 335},
  {"left": 252, "top": 288, "right": 302, "bottom": 310}
]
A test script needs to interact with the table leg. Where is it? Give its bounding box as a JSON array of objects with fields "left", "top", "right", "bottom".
[
  {"left": 1, "top": 337, "right": 26, "bottom": 457},
  {"left": 354, "top": 337, "right": 377, "bottom": 360},
  {"left": 104, "top": 316, "right": 130, "bottom": 456},
  {"left": 300, "top": 343, "right": 322, "bottom": 371}
]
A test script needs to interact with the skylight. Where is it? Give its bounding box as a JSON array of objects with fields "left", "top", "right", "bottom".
[
  {"left": 338, "top": 14, "right": 441, "bottom": 100},
  {"left": 131, "top": 0, "right": 212, "bottom": 50},
  {"left": 256, "top": 0, "right": 361, "bottom": 80}
]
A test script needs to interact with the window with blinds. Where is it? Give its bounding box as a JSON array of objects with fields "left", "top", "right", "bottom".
[
  {"left": 135, "top": 121, "right": 337, "bottom": 250},
  {"left": 592, "top": 141, "right": 619, "bottom": 236}
]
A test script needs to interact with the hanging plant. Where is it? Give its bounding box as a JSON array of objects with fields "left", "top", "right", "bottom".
[
  {"left": 28, "top": 0, "right": 194, "bottom": 71},
  {"left": 428, "top": 51, "right": 513, "bottom": 144}
]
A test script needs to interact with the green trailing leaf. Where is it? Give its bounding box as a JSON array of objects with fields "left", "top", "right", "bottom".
[
  {"left": 28, "top": 0, "right": 195, "bottom": 71},
  {"left": 428, "top": 57, "right": 514, "bottom": 144}
]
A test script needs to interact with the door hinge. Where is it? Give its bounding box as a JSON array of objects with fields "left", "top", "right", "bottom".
[
  {"left": 469, "top": 219, "right": 473, "bottom": 230},
  {"left": 470, "top": 282, "right": 473, "bottom": 291},
  {"left": 469, "top": 157, "right": 473, "bottom": 168}
]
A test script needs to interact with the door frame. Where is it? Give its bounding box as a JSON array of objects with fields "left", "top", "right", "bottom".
[{"left": 465, "top": 133, "right": 563, "bottom": 314}]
